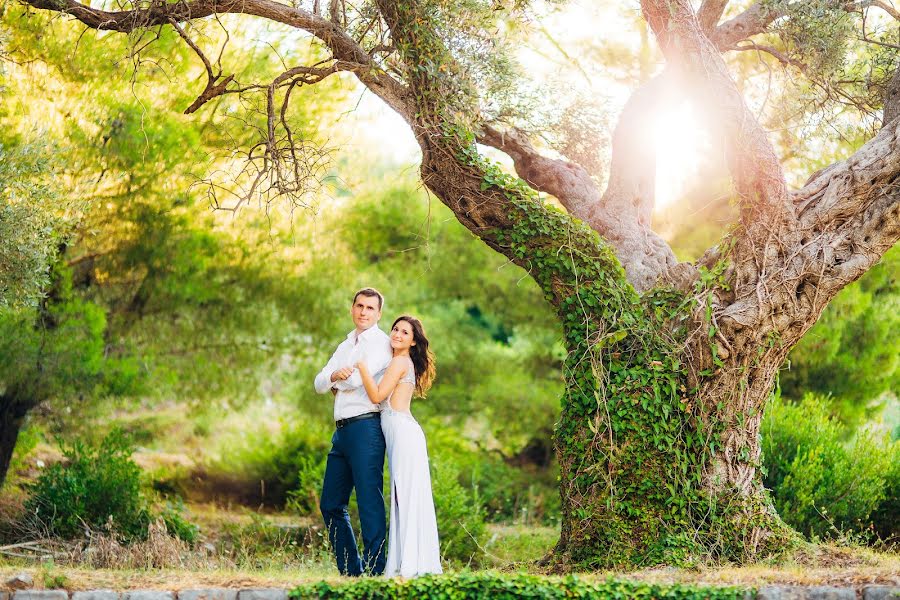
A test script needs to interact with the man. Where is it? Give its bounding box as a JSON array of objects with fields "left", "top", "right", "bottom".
[{"left": 314, "top": 288, "right": 393, "bottom": 576}]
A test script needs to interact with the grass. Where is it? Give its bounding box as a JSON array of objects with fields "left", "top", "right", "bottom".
[
  {"left": 0, "top": 520, "right": 900, "bottom": 590},
  {"left": 1, "top": 554, "right": 898, "bottom": 591},
  {"left": 481, "top": 523, "right": 558, "bottom": 564}
]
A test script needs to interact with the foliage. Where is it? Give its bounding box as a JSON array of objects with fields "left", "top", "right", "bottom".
[
  {"left": 0, "top": 4, "right": 348, "bottom": 412},
  {"left": 0, "top": 140, "right": 65, "bottom": 309},
  {"left": 208, "top": 417, "right": 330, "bottom": 508},
  {"left": 430, "top": 457, "right": 486, "bottom": 566},
  {"left": 762, "top": 393, "right": 898, "bottom": 541},
  {"left": 160, "top": 498, "right": 200, "bottom": 544},
  {"left": 869, "top": 441, "right": 900, "bottom": 544},
  {"left": 426, "top": 422, "right": 559, "bottom": 526},
  {"left": 25, "top": 429, "right": 151, "bottom": 540},
  {"left": 286, "top": 454, "right": 329, "bottom": 516},
  {"left": 781, "top": 246, "right": 900, "bottom": 425},
  {"left": 467, "top": 456, "right": 558, "bottom": 525},
  {"left": 768, "top": 0, "right": 856, "bottom": 78},
  {"left": 291, "top": 573, "right": 748, "bottom": 600},
  {"left": 0, "top": 262, "right": 133, "bottom": 403},
  {"left": 754, "top": 0, "right": 897, "bottom": 163}
]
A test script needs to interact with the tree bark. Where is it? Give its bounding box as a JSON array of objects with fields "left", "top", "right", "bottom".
[
  {"left": 0, "top": 393, "right": 33, "bottom": 488},
  {"left": 884, "top": 65, "right": 900, "bottom": 126}
]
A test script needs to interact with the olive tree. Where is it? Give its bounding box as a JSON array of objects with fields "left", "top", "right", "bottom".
[{"left": 12, "top": 0, "right": 899, "bottom": 566}]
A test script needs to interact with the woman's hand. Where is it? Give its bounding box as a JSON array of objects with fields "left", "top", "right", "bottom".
[{"left": 356, "top": 361, "right": 369, "bottom": 373}]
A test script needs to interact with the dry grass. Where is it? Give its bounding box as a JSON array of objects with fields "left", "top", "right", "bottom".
[
  {"left": 69, "top": 521, "right": 194, "bottom": 570},
  {"left": 0, "top": 566, "right": 335, "bottom": 591},
  {"left": 1, "top": 542, "right": 897, "bottom": 591}
]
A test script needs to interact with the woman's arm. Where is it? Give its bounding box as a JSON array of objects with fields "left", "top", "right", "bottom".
[{"left": 357, "top": 357, "right": 406, "bottom": 404}]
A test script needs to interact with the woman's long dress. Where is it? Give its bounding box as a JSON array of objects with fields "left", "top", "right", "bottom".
[{"left": 380, "top": 357, "right": 442, "bottom": 577}]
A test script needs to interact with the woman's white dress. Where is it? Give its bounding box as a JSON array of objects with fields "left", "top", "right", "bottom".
[{"left": 380, "top": 357, "right": 443, "bottom": 577}]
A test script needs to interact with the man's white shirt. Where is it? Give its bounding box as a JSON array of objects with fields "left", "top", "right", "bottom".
[{"left": 314, "top": 324, "right": 393, "bottom": 421}]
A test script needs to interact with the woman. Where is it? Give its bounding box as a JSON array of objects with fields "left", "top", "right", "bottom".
[{"left": 357, "top": 315, "right": 442, "bottom": 578}]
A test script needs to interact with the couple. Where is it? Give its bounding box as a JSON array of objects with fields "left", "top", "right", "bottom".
[{"left": 313, "top": 288, "right": 442, "bottom": 578}]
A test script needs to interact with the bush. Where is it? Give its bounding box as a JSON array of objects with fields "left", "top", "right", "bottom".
[
  {"left": 291, "top": 573, "right": 747, "bottom": 600},
  {"left": 286, "top": 453, "right": 327, "bottom": 515},
  {"left": 762, "top": 393, "right": 896, "bottom": 540},
  {"left": 431, "top": 457, "right": 486, "bottom": 566},
  {"left": 160, "top": 498, "right": 200, "bottom": 544},
  {"left": 869, "top": 441, "right": 900, "bottom": 545},
  {"left": 25, "top": 429, "right": 151, "bottom": 540},
  {"left": 466, "top": 458, "right": 559, "bottom": 525},
  {"left": 208, "top": 416, "right": 329, "bottom": 508},
  {"left": 425, "top": 423, "right": 560, "bottom": 526}
]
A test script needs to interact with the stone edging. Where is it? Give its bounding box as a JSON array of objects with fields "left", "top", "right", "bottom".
[
  {"left": 756, "top": 586, "right": 898, "bottom": 600},
  {"left": 2, "top": 591, "right": 284, "bottom": 600},
  {"left": 0, "top": 586, "right": 897, "bottom": 600}
]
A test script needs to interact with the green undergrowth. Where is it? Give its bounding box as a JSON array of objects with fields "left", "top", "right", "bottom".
[{"left": 291, "top": 573, "right": 749, "bottom": 600}]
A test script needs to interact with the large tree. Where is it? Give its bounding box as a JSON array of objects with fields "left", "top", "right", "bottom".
[{"left": 11, "top": 0, "right": 899, "bottom": 566}]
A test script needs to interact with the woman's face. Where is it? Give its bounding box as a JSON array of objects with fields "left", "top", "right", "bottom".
[{"left": 390, "top": 320, "right": 417, "bottom": 352}]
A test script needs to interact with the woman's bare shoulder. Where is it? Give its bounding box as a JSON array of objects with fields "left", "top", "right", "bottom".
[{"left": 387, "top": 356, "right": 410, "bottom": 369}]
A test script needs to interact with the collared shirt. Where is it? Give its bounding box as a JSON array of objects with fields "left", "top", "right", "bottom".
[{"left": 314, "top": 324, "right": 393, "bottom": 421}]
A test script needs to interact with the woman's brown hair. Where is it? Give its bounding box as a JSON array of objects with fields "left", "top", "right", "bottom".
[{"left": 392, "top": 315, "right": 435, "bottom": 398}]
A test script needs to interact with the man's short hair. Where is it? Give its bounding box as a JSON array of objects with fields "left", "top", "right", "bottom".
[{"left": 353, "top": 287, "right": 384, "bottom": 311}]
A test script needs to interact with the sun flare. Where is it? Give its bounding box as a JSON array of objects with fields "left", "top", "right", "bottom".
[{"left": 653, "top": 101, "right": 708, "bottom": 208}]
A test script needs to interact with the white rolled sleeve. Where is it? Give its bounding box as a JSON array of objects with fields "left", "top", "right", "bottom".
[
  {"left": 313, "top": 324, "right": 394, "bottom": 420},
  {"left": 338, "top": 338, "right": 393, "bottom": 390}
]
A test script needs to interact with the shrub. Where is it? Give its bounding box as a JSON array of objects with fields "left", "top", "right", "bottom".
[
  {"left": 762, "top": 393, "right": 896, "bottom": 540},
  {"left": 25, "top": 429, "right": 151, "bottom": 540},
  {"left": 160, "top": 498, "right": 200, "bottom": 544},
  {"left": 431, "top": 457, "right": 486, "bottom": 566},
  {"left": 4, "top": 421, "right": 41, "bottom": 488},
  {"left": 208, "top": 416, "right": 329, "bottom": 508},
  {"left": 466, "top": 458, "right": 559, "bottom": 525},
  {"left": 869, "top": 441, "right": 900, "bottom": 545},
  {"left": 425, "top": 423, "right": 560, "bottom": 526},
  {"left": 286, "top": 454, "right": 327, "bottom": 515},
  {"left": 291, "top": 573, "right": 747, "bottom": 600}
]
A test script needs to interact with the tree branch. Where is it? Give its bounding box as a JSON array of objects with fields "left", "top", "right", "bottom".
[
  {"left": 855, "top": 0, "right": 900, "bottom": 20},
  {"left": 884, "top": 64, "right": 900, "bottom": 126},
  {"left": 698, "top": 0, "right": 730, "bottom": 32},
  {"left": 717, "top": 116, "right": 899, "bottom": 351},
  {"left": 795, "top": 118, "right": 900, "bottom": 246},
  {"left": 709, "top": 0, "right": 899, "bottom": 50},
  {"left": 478, "top": 110, "right": 680, "bottom": 292},
  {"left": 19, "top": 0, "right": 412, "bottom": 116},
  {"left": 477, "top": 125, "right": 600, "bottom": 219},
  {"left": 642, "top": 0, "right": 794, "bottom": 225},
  {"left": 709, "top": 1, "right": 785, "bottom": 49}
]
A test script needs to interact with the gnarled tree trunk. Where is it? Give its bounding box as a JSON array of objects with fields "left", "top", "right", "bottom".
[{"left": 0, "top": 392, "right": 34, "bottom": 487}]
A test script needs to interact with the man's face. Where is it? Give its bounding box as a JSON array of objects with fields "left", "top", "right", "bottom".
[{"left": 351, "top": 294, "right": 382, "bottom": 332}]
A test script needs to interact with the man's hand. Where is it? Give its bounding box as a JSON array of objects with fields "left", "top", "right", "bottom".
[{"left": 330, "top": 367, "right": 354, "bottom": 382}]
